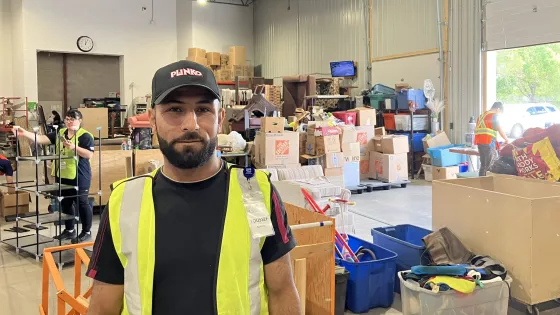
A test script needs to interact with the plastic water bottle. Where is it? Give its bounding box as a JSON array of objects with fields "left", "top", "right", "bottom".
[
  {"left": 127, "top": 139, "right": 132, "bottom": 150},
  {"left": 121, "top": 141, "right": 127, "bottom": 150}
]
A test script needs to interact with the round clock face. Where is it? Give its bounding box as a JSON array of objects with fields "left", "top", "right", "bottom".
[{"left": 77, "top": 36, "right": 94, "bottom": 52}]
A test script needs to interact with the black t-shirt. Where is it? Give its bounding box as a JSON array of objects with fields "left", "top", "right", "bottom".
[
  {"left": 47, "top": 128, "right": 94, "bottom": 189},
  {"left": 86, "top": 164, "right": 296, "bottom": 315}
]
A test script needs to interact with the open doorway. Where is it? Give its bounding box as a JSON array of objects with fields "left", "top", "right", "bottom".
[{"left": 486, "top": 43, "right": 560, "bottom": 138}]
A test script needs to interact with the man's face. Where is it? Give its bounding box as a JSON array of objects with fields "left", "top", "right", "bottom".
[{"left": 149, "top": 87, "right": 224, "bottom": 169}]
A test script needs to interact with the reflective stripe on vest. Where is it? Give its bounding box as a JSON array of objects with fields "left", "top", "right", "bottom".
[
  {"left": 474, "top": 112, "right": 497, "bottom": 138},
  {"left": 109, "top": 166, "right": 271, "bottom": 315},
  {"left": 51, "top": 128, "right": 94, "bottom": 179}
]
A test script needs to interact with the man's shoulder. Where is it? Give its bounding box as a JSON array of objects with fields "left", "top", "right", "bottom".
[{"left": 110, "top": 171, "right": 158, "bottom": 193}]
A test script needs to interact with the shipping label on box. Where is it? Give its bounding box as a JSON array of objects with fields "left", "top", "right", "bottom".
[
  {"left": 432, "top": 166, "right": 459, "bottom": 180},
  {"left": 369, "top": 152, "right": 408, "bottom": 183},
  {"left": 342, "top": 142, "right": 360, "bottom": 163},
  {"left": 322, "top": 152, "right": 344, "bottom": 169},
  {"left": 381, "top": 135, "right": 410, "bottom": 154},
  {"left": 261, "top": 117, "right": 285, "bottom": 133},
  {"left": 350, "top": 108, "right": 377, "bottom": 126},
  {"left": 316, "top": 135, "right": 341, "bottom": 155}
]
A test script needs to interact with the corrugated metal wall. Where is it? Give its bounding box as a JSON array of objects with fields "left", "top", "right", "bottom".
[
  {"left": 371, "top": 0, "right": 439, "bottom": 58},
  {"left": 254, "top": 0, "right": 369, "bottom": 89},
  {"left": 448, "top": 0, "right": 482, "bottom": 143}
]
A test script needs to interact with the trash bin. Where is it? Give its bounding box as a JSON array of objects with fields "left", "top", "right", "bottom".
[{"left": 335, "top": 268, "right": 350, "bottom": 315}]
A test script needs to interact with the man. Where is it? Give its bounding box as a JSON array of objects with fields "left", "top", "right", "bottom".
[
  {"left": 0, "top": 154, "right": 15, "bottom": 192},
  {"left": 474, "top": 101, "right": 509, "bottom": 176},
  {"left": 14, "top": 109, "right": 95, "bottom": 242},
  {"left": 86, "top": 60, "right": 301, "bottom": 315}
]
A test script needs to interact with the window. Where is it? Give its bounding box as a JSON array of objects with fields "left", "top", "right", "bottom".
[
  {"left": 547, "top": 106, "right": 558, "bottom": 112},
  {"left": 534, "top": 106, "right": 547, "bottom": 115}
]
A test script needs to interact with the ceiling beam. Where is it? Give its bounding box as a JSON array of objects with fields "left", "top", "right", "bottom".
[{"left": 203, "top": 0, "right": 255, "bottom": 6}]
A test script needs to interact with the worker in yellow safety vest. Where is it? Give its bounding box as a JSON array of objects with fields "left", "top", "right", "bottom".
[
  {"left": 14, "top": 109, "right": 95, "bottom": 243},
  {"left": 85, "top": 60, "right": 301, "bottom": 315},
  {"left": 474, "top": 101, "right": 509, "bottom": 176}
]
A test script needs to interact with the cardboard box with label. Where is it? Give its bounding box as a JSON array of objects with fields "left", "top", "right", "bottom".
[
  {"left": 349, "top": 108, "right": 377, "bottom": 126},
  {"left": 188, "top": 47, "right": 206, "bottom": 57},
  {"left": 254, "top": 131, "right": 299, "bottom": 166},
  {"left": 380, "top": 135, "right": 410, "bottom": 154},
  {"left": 206, "top": 52, "right": 221, "bottom": 66},
  {"left": 1, "top": 192, "right": 30, "bottom": 218},
  {"left": 316, "top": 135, "right": 341, "bottom": 155},
  {"left": 432, "top": 166, "right": 459, "bottom": 180},
  {"left": 322, "top": 152, "right": 344, "bottom": 169},
  {"left": 342, "top": 142, "right": 360, "bottom": 163},
  {"left": 229, "top": 46, "right": 246, "bottom": 65},
  {"left": 306, "top": 135, "right": 316, "bottom": 155},
  {"left": 261, "top": 117, "right": 285, "bottom": 133},
  {"left": 359, "top": 152, "right": 370, "bottom": 180},
  {"left": 369, "top": 152, "right": 408, "bottom": 182},
  {"left": 355, "top": 125, "right": 375, "bottom": 156}
]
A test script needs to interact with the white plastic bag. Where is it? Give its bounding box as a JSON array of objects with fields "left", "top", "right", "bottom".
[{"left": 218, "top": 131, "right": 247, "bottom": 152}]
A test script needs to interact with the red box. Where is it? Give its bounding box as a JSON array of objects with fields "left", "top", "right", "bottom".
[
  {"left": 332, "top": 111, "right": 357, "bottom": 126},
  {"left": 382, "top": 113, "right": 396, "bottom": 130}
]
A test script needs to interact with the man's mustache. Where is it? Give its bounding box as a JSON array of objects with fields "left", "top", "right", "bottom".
[{"left": 170, "top": 132, "right": 205, "bottom": 145}]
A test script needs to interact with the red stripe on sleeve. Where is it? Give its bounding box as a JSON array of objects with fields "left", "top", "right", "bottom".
[
  {"left": 87, "top": 212, "right": 110, "bottom": 277},
  {"left": 272, "top": 191, "right": 289, "bottom": 244}
]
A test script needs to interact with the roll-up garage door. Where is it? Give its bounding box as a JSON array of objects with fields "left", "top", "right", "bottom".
[{"left": 483, "top": 0, "right": 560, "bottom": 51}]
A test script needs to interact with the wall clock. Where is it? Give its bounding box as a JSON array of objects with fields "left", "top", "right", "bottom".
[{"left": 77, "top": 36, "right": 94, "bottom": 52}]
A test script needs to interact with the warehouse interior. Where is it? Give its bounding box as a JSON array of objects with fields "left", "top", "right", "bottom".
[{"left": 1, "top": 0, "right": 560, "bottom": 314}]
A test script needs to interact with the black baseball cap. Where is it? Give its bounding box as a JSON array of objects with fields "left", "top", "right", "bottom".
[{"left": 151, "top": 60, "right": 220, "bottom": 107}]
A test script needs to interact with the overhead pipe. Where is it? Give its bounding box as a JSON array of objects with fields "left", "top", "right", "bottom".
[{"left": 436, "top": 0, "right": 445, "bottom": 131}]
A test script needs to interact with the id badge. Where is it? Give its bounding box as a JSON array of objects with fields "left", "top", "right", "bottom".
[
  {"left": 238, "top": 167, "right": 275, "bottom": 239},
  {"left": 60, "top": 161, "right": 67, "bottom": 170}
]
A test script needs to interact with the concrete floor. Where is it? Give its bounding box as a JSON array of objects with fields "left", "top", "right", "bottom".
[{"left": 0, "top": 169, "right": 558, "bottom": 314}]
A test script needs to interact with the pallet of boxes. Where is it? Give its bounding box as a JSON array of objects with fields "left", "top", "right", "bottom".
[
  {"left": 212, "top": 46, "right": 253, "bottom": 82},
  {"left": 254, "top": 117, "right": 300, "bottom": 169}
]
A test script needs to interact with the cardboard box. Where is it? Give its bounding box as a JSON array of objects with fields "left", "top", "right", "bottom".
[
  {"left": 339, "top": 126, "right": 358, "bottom": 145},
  {"left": 206, "top": 52, "right": 221, "bottom": 66},
  {"left": 332, "top": 111, "right": 357, "bottom": 125},
  {"left": 254, "top": 131, "right": 299, "bottom": 166},
  {"left": 324, "top": 167, "right": 343, "bottom": 177},
  {"left": 188, "top": 47, "right": 206, "bottom": 57},
  {"left": 342, "top": 142, "right": 360, "bottom": 163},
  {"left": 299, "top": 133, "right": 307, "bottom": 155},
  {"left": 261, "top": 117, "right": 285, "bottom": 133},
  {"left": 355, "top": 125, "right": 375, "bottom": 155},
  {"left": 343, "top": 162, "right": 360, "bottom": 188},
  {"left": 220, "top": 54, "right": 229, "bottom": 67},
  {"left": 433, "top": 175, "right": 560, "bottom": 305},
  {"left": 322, "top": 152, "right": 344, "bottom": 169},
  {"left": 187, "top": 55, "right": 207, "bottom": 66},
  {"left": 380, "top": 135, "right": 409, "bottom": 154},
  {"left": 432, "top": 166, "right": 459, "bottom": 180},
  {"left": 307, "top": 121, "right": 332, "bottom": 135},
  {"left": 306, "top": 135, "right": 316, "bottom": 155},
  {"left": 372, "top": 137, "right": 383, "bottom": 153},
  {"left": 359, "top": 152, "right": 370, "bottom": 180},
  {"left": 349, "top": 108, "right": 377, "bottom": 126},
  {"left": 316, "top": 135, "right": 341, "bottom": 155},
  {"left": 1, "top": 192, "right": 31, "bottom": 218},
  {"left": 216, "top": 69, "right": 233, "bottom": 81},
  {"left": 229, "top": 46, "right": 246, "bottom": 65},
  {"left": 242, "top": 65, "right": 253, "bottom": 77},
  {"left": 424, "top": 131, "right": 451, "bottom": 152},
  {"left": 369, "top": 152, "right": 408, "bottom": 182},
  {"left": 226, "top": 65, "right": 244, "bottom": 78},
  {"left": 374, "top": 127, "right": 386, "bottom": 136}
]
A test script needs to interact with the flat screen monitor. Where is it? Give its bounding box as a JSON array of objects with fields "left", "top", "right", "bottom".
[{"left": 330, "top": 61, "right": 355, "bottom": 77}]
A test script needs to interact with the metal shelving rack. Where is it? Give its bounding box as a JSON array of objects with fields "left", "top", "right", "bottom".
[{"left": 0, "top": 126, "right": 103, "bottom": 267}]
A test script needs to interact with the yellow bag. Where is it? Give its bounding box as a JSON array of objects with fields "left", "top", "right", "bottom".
[{"left": 512, "top": 137, "right": 560, "bottom": 182}]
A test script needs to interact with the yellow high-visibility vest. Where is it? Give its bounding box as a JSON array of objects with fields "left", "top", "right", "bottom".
[
  {"left": 108, "top": 166, "right": 271, "bottom": 315},
  {"left": 52, "top": 127, "right": 94, "bottom": 180},
  {"left": 474, "top": 111, "right": 498, "bottom": 138}
]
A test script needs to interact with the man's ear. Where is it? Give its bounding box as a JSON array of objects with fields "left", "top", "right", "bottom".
[
  {"left": 148, "top": 108, "right": 157, "bottom": 134},
  {"left": 218, "top": 107, "right": 225, "bottom": 133}
]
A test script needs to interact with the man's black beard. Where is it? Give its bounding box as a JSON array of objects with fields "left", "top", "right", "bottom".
[{"left": 157, "top": 132, "right": 217, "bottom": 169}]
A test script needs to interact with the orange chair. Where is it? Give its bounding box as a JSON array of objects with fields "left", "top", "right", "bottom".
[{"left": 128, "top": 112, "right": 151, "bottom": 129}]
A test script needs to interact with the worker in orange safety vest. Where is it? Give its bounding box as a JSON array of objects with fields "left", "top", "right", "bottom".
[{"left": 474, "top": 101, "right": 509, "bottom": 176}]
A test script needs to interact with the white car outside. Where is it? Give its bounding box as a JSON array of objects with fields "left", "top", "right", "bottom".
[{"left": 498, "top": 103, "right": 560, "bottom": 138}]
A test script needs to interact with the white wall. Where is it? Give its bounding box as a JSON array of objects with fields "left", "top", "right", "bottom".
[
  {"left": 21, "top": 0, "right": 178, "bottom": 105},
  {"left": 0, "top": 0, "right": 12, "bottom": 96},
  {"left": 371, "top": 53, "right": 441, "bottom": 99},
  {"left": 192, "top": 2, "right": 254, "bottom": 62}
]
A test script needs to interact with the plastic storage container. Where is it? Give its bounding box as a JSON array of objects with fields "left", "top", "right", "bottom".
[
  {"left": 382, "top": 113, "right": 397, "bottom": 130},
  {"left": 394, "top": 115, "right": 430, "bottom": 131},
  {"left": 335, "top": 269, "right": 350, "bottom": 315},
  {"left": 336, "top": 235, "right": 397, "bottom": 313},
  {"left": 399, "top": 272, "right": 512, "bottom": 315},
  {"left": 372, "top": 84, "right": 395, "bottom": 94},
  {"left": 369, "top": 94, "right": 395, "bottom": 110},
  {"left": 332, "top": 111, "right": 357, "bottom": 125},
  {"left": 427, "top": 144, "right": 468, "bottom": 167},
  {"left": 372, "top": 225, "right": 432, "bottom": 293},
  {"left": 397, "top": 89, "right": 426, "bottom": 110}
]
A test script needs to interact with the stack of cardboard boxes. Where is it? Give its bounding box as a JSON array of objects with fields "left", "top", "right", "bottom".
[
  {"left": 264, "top": 85, "right": 282, "bottom": 109},
  {"left": 254, "top": 117, "right": 300, "bottom": 169},
  {"left": 302, "top": 123, "right": 344, "bottom": 176},
  {"left": 422, "top": 132, "right": 460, "bottom": 181},
  {"left": 369, "top": 134, "right": 409, "bottom": 182},
  {"left": 186, "top": 46, "right": 253, "bottom": 81},
  {"left": 0, "top": 192, "right": 30, "bottom": 218}
]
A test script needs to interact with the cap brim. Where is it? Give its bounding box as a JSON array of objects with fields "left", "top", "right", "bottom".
[{"left": 153, "top": 83, "right": 220, "bottom": 106}]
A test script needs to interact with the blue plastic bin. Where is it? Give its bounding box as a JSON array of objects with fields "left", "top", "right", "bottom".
[
  {"left": 397, "top": 89, "right": 426, "bottom": 110},
  {"left": 336, "top": 235, "right": 397, "bottom": 313},
  {"left": 427, "top": 144, "right": 468, "bottom": 167},
  {"left": 372, "top": 225, "right": 432, "bottom": 293}
]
